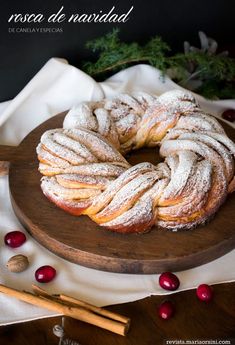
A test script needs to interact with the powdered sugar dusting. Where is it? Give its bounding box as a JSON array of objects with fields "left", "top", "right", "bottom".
[
  {"left": 53, "top": 132, "right": 97, "bottom": 162},
  {"left": 159, "top": 159, "right": 212, "bottom": 221},
  {"left": 41, "top": 130, "right": 86, "bottom": 165},
  {"left": 57, "top": 174, "right": 112, "bottom": 189},
  {"left": 41, "top": 176, "right": 100, "bottom": 200},
  {"left": 160, "top": 151, "right": 198, "bottom": 203},
  {"left": 65, "top": 128, "right": 129, "bottom": 165},
  {"left": 39, "top": 162, "right": 127, "bottom": 177},
  {"left": 38, "top": 89, "right": 235, "bottom": 233},
  {"left": 37, "top": 143, "right": 71, "bottom": 168},
  {"left": 178, "top": 132, "right": 234, "bottom": 181},
  {"left": 63, "top": 103, "right": 98, "bottom": 131},
  {"left": 93, "top": 171, "right": 158, "bottom": 221}
]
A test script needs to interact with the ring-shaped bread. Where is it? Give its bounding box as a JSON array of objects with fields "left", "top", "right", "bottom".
[{"left": 37, "top": 90, "right": 235, "bottom": 233}]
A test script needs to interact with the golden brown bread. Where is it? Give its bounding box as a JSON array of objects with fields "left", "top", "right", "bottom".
[{"left": 37, "top": 90, "right": 235, "bottom": 233}]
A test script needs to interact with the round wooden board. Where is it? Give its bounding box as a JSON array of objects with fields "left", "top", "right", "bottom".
[{"left": 7, "top": 113, "right": 235, "bottom": 274}]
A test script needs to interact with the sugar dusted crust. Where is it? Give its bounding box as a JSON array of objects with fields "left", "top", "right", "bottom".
[{"left": 37, "top": 90, "right": 235, "bottom": 233}]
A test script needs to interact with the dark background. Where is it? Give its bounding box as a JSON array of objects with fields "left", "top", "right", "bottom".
[{"left": 0, "top": 0, "right": 234, "bottom": 102}]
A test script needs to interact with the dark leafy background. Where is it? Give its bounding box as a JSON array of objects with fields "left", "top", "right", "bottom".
[{"left": 0, "top": 0, "right": 234, "bottom": 102}]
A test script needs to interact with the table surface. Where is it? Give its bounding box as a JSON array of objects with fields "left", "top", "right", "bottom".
[{"left": 0, "top": 282, "right": 234, "bottom": 345}]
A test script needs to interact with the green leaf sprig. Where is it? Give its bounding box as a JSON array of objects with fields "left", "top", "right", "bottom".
[
  {"left": 82, "top": 28, "right": 170, "bottom": 75},
  {"left": 81, "top": 28, "right": 235, "bottom": 99}
]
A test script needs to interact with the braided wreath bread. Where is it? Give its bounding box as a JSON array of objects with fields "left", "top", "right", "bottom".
[{"left": 36, "top": 90, "right": 235, "bottom": 233}]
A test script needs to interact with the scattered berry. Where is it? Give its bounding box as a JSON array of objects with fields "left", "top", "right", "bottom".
[
  {"left": 158, "top": 301, "right": 175, "bottom": 320},
  {"left": 159, "top": 272, "right": 180, "bottom": 291},
  {"left": 4, "top": 231, "right": 26, "bottom": 248},
  {"left": 196, "top": 284, "right": 213, "bottom": 302},
  {"left": 35, "top": 265, "right": 56, "bottom": 283},
  {"left": 222, "top": 109, "right": 235, "bottom": 122}
]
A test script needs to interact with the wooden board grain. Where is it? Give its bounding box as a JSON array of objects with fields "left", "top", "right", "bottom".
[{"left": 4, "top": 112, "right": 235, "bottom": 274}]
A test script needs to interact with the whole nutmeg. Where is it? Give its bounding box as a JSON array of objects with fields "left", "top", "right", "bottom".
[{"left": 6, "top": 254, "right": 29, "bottom": 273}]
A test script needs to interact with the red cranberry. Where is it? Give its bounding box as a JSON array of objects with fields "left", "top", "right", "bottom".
[
  {"left": 4, "top": 231, "right": 26, "bottom": 248},
  {"left": 35, "top": 265, "right": 56, "bottom": 283},
  {"left": 159, "top": 272, "right": 180, "bottom": 291},
  {"left": 196, "top": 284, "right": 213, "bottom": 302},
  {"left": 158, "top": 301, "right": 175, "bottom": 320},
  {"left": 222, "top": 109, "right": 235, "bottom": 122}
]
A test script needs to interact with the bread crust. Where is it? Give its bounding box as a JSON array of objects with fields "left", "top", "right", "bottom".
[{"left": 37, "top": 90, "right": 235, "bottom": 233}]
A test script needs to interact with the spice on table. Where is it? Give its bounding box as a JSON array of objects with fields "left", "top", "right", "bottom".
[
  {"left": 6, "top": 254, "right": 29, "bottom": 273},
  {"left": 0, "top": 283, "right": 130, "bottom": 336}
]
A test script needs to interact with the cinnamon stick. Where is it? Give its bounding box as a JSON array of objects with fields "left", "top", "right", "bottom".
[
  {"left": 32, "top": 284, "right": 129, "bottom": 325},
  {"left": 60, "top": 294, "right": 130, "bottom": 324},
  {"left": 0, "top": 284, "right": 130, "bottom": 336}
]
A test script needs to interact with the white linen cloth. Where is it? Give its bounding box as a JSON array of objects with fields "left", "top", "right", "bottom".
[{"left": 0, "top": 58, "right": 235, "bottom": 325}]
